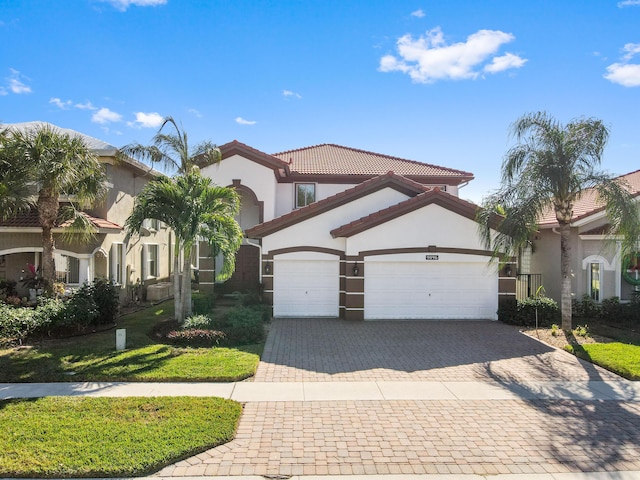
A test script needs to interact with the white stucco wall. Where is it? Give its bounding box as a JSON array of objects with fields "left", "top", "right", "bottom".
[
  {"left": 203, "top": 155, "right": 278, "bottom": 221},
  {"left": 262, "top": 187, "right": 411, "bottom": 253},
  {"left": 344, "top": 203, "right": 488, "bottom": 256}
]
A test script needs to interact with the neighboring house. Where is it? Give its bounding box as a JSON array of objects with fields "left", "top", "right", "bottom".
[
  {"left": 530, "top": 169, "right": 640, "bottom": 305},
  {"left": 200, "top": 141, "right": 512, "bottom": 320},
  {"left": 0, "top": 122, "right": 172, "bottom": 301}
]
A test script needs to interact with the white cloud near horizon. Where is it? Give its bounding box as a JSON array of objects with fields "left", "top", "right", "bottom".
[
  {"left": 49, "top": 97, "right": 72, "bottom": 109},
  {"left": 128, "top": 111, "right": 164, "bottom": 128},
  {"left": 187, "top": 108, "right": 203, "bottom": 118},
  {"left": 410, "top": 9, "right": 425, "bottom": 18},
  {"left": 75, "top": 101, "right": 96, "bottom": 110},
  {"left": 618, "top": 0, "right": 640, "bottom": 6},
  {"left": 379, "top": 27, "right": 526, "bottom": 83},
  {"left": 605, "top": 42, "right": 640, "bottom": 86},
  {"left": 92, "top": 107, "right": 123, "bottom": 124},
  {"left": 235, "top": 117, "right": 257, "bottom": 125},
  {"left": 5, "top": 68, "right": 32, "bottom": 94},
  {"left": 283, "top": 89, "right": 302, "bottom": 99},
  {"left": 97, "top": 0, "right": 167, "bottom": 11}
]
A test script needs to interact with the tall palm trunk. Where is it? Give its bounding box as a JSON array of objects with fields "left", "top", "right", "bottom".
[
  {"left": 37, "top": 190, "right": 58, "bottom": 294},
  {"left": 559, "top": 222, "right": 573, "bottom": 331},
  {"left": 173, "top": 238, "right": 181, "bottom": 322},
  {"left": 183, "top": 249, "right": 192, "bottom": 319}
]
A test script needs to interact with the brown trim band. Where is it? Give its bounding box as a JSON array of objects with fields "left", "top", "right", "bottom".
[
  {"left": 266, "top": 246, "right": 346, "bottom": 259},
  {"left": 359, "top": 247, "right": 497, "bottom": 258}
]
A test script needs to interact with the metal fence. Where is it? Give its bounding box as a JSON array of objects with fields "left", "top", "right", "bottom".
[{"left": 516, "top": 273, "right": 543, "bottom": 299}]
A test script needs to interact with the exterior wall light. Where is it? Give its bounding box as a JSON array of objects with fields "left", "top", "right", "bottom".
[
  {"left": 264, "top": 262, "right": 271, "bottom": 274},
  {"left": 353, "top": 262, "right": 360, "bottom": 276},
  {"left": 505, "top": 265, "right": 512, "bottom": 277}
]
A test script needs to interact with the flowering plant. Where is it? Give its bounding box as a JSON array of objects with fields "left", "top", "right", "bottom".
[{"left": 21, "top": 263, "right": 46, "bottom": 290}]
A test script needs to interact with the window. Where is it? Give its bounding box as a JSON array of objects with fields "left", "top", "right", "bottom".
[
  {"left": 142, "top": 244, "right": 159, "bottom": 279},
  {"left": 54, "top": 254, "right": 80, "bottom": 284},
  {"left": 110, "top": 243, "right": 124, "bottom": 284},
  {"left": 144, "top": 218, "right": 159, "bottom": 231},
  {"left": 295, "top": 183, "right": 316, "bottom": 208},
  {"left": 589, "top": 262, "right": 601, "bottom": 302}
]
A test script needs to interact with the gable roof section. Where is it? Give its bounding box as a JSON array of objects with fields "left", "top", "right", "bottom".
[
  {"left": 330, "top": 188, "right": 495, "bottom": 238},
  {"left": 272, "top": 143, "right": 474, "bottom": 184},
  {"left": 538, "top": 169, "right": 640, "bottom": 227},
  {"left": 219, "top": 140, "right": 290, "bottom": 176},
  {"left": 245, "top": 172, "right": 429, "bottom": 238}
]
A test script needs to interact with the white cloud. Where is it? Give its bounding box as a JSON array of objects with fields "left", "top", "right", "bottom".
[
  {"left": 410, "top": 9, "right": 425, "bottom": 18},
  {"left": 283, "top": 89, "right": 302, "bottom": 99},
  {"left": 604, "top": 43, "right": 640, "bottom": 87},
  {"left": 97, "top": 0, "right": 167, "bottom": 11},
  {"left": 235, "top": 117, "right": 257, "bottom": 125},
  {"left": 6, "top": 68, "right": 31, "bottom": 94},
  {"left": 92, "top": 107, "right": 123, "bottom": 124},
  {"left": 187, "top": 108, "right": 203, "bottom": 118},
  {"left": 128, "top": 111, "right": 164, "bottom": 128},
  {"left": 484, "top": 52, "right": 527, "bottom": 73},
  {"left": 75, "top": 101, "right": 96, "bottom": 110},
  {"left": 379, "top": 27, "right": 525, "bottom": 83},
  {"left": 604, "top": 63, "right": 640, "bottom": 86},
  {"left": 49, "top": 97, "right": 72, "bottom": 109},
  {"left": 622, "top": 42, "right": 640, "bottom": 60},
  {"left": 618, "top": 0, "right": 640, "bottom": 6}
]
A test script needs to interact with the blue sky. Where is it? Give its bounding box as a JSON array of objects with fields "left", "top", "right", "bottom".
[{"left": 2, "top": 0, "right": 640, "bottom": 203}]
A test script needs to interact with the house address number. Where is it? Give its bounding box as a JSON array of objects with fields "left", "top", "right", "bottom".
[{"left": 425, "top": 255, "right": 439, "bottom": 260}]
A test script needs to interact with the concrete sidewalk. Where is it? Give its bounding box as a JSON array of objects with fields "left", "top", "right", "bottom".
[{"left": 2, "top": 379, "right": 640, "bottom": 401}]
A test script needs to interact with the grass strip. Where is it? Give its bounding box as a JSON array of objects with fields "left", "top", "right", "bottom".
[
  {"left": 567, "top": 342, "right": 640, "bottom": 380},
  {"left": 0, "top": 396, "right": 241, "bottom": 478}
]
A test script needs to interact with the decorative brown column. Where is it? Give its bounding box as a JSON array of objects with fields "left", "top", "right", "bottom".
[{"left": 344, "top": 255, "right": 364, "bottom": 320}]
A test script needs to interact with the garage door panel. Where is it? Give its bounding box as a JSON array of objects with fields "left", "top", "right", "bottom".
[
  {"left": 273, "top": 259, "right": 339, "bottom": 317},
  {"left": 364, "top": 260, "right": 497, "bottom": 320}
]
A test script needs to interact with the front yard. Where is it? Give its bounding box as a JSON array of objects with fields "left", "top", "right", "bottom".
[
  {"left": 0, "top": 294, "right": 264, "bottom": 478},
  {"left": 0, "top": 296, "right": 262, "bottom": 382}
]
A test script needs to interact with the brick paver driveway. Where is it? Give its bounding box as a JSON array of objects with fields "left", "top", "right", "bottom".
[
  {"left": 157, "top": 319, "right": 640, "bottom": 477},
  {"left": 256, "top": 319, "right": 622, "bottom": 382}
]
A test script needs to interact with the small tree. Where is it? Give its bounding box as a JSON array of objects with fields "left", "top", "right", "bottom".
[
  {"left": 477, "top": 112, "right": 640, "bottom": 331},
  {"left": 0, "top": 124, "right": 107, "bottom": 292}
]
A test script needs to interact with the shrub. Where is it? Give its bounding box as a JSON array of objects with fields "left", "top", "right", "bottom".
[
  {"left": 498, "top": 296, "right": 560, "bottom": 327},
  {"left": 88, "top": 278, "right": 119, "bottom": 325},
  {"left": 166, "top": 328, "right": 226, "bottom": 347},
  {"left": 216, "top": 306, "right": 265, "bottom": 345},
  {"left": 0, "top": 279, "right": 18, "bottom": 299},
  {"left": 183, "top": 314, "right": 215, "bottom": 329},
  {"left": 0, "top": 303, "right": 37, "bottom": 345},
  {"left": 192, "top": 294, "right": 215, "bottom": 315},
  {"left": 573, "top": 294, "right": 601, "bottom": 319}
]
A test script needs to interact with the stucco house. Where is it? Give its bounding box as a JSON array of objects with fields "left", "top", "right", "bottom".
[
  {"left": 0, "top": 122, "right": 172, "bottom": 301},
  {"left": 199, "top": 141, "right": 513, "bottom": 320},
  {"left": 529, "top": 169, "right": 640, "bottom": 305}
]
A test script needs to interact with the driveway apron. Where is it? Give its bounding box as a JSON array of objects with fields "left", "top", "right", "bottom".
[{"left": 155, "top": 319, "right": 640, "bottom": 477}]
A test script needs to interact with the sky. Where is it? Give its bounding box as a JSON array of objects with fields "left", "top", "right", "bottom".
[{"left": 2, "top": 0, "right": 640, "bottom": 203}]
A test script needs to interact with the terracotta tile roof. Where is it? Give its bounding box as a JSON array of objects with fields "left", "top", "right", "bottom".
[
  {"left": 330, "top": 188, "right": 496, "bottom": 238},
  {"left": 271, "top": 144, "right": 474, "bottom": 182},
  {"left": 0, "top": 208, "right": 122, "bottom": 232},
  {"left": 245, "top": 172, "right": 430, "bottom": 238},
  {"left": 538, "top": 169, "right": 640, "bottom": 227}
]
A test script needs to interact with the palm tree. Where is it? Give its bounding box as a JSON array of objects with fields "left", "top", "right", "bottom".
[
  {"left": 118, "top": 116, "right": 221, "bottom": 174},
  {"left": 0, "top": 126, "right": 35, "bottom": 220},
  {"left": 126, "top": 171, "right": 242, "bottom": 321},
  {"left": 477, "top": 111, "right": 640, "bottom": 330},
  {"left": 119, "top": 117, "right": 234, "bottom": 321},
  {"left": 1, "top": 124, "right": 107, "bottom": 291}
]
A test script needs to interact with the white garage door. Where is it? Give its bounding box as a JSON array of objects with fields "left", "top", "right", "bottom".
[
  {"left": 364, "top": 258, "right": 497, "bottom": 320},
  {"left": 273, "top": 257, "right": 339, "bottom": 317}
]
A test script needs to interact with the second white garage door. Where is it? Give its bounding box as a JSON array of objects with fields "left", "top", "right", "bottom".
[
  {"left": 364, "top": 256, "right": 497, "bottom": 320},
  {"left": 273, "top": 254, "right": 339, "bottom": 318}
]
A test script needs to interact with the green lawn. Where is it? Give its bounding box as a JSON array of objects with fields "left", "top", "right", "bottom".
[
  {"left": 0, "top": 396, "right": 241, "bottom": 478},
  {"left": 567, "top": 342, "right": 640, "bottom": 380},
  {"left": 0, "top": 299, "right": 262, "bottom": 382}
]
